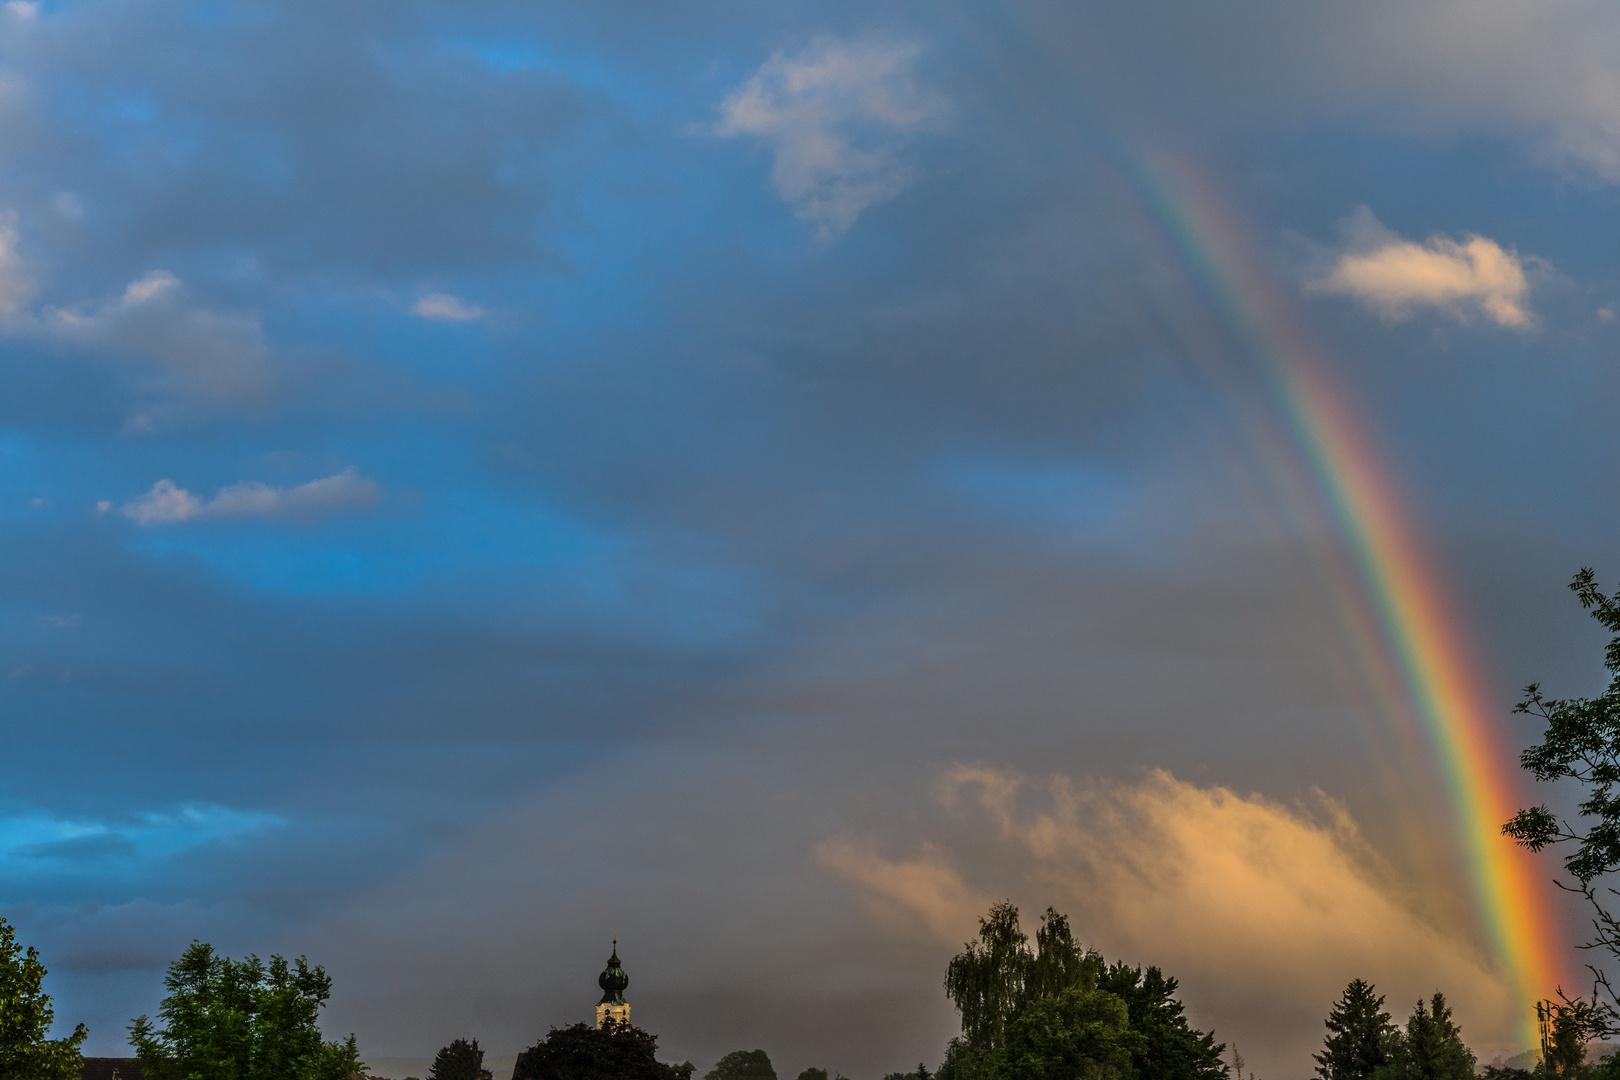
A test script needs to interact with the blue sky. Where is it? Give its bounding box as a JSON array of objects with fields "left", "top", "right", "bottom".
[{"left": 5, "top": 2, "right": 1620, "bottom": 1076}]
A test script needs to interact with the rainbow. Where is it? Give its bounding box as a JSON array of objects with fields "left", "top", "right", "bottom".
[{"left": 1127, "top": 159, "right": 1569, "bottom": 1046}]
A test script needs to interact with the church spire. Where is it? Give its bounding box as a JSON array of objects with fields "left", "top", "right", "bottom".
[{"left": 595, "top": 938, "right": 630, "bottom": 1029}]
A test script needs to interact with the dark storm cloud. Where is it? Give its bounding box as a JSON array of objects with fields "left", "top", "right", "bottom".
[{"left": 3, "top": 2, "right": 1620, "bottom": 1077}]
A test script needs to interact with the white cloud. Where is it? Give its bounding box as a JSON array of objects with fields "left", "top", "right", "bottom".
[
  {"left": 712, "top": 37, "right": 942, "bottom": 234},
  {"left": 1308, "top": 208, "right": 1536, "bottom": 327},
  {"left": 412, "top": 292, "right": 485, "bottom": 322},
  {"left": 122, "top": 269, "right": 177, "bottom": 305},
  {"left": 122, "top": 479, "right": 202, "bottom": 525},
  {"left": 0, "top": 244, "right": 273, "bottom": 415},
  {"left": 4, "top": 2, "right": 38, "bottom": 19},
  {"left": 121, "top": 467, "right": 382, "bottom": 525},
  {"left": 37, "top": 268, "right": 273, "bottom": 407}
]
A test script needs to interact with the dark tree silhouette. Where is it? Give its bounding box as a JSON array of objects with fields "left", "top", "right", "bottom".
[
  {"left": 1314, "top": 979, "right": 1395, "bottom": 1080},
  {"left": 430, "top": 1036, "right": 492, "bottom": 1080},
  {"left": 512, "top": 1021, "right": 689, "bottom": 1080},
  {"left": 1505, "top": 569, "right": 1620, "bottom": 1036},
  {"left": 1380, "top": 993, "right": 1475, "bottom": 1080},
  {"left": 705, "top": 1049, "right": 777, "bottom": 1080}
]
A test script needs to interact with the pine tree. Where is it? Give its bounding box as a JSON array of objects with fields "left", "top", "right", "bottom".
[
  {"left": 1098, "top": 962, "right": 1227, "bottom": 1080},
  {"left": 0, "top": 917, "right": 87, "bottom": 1080},
  {"left": 1397, "top": 993, "right": 1475, "bottom": 1080},
  {"left": 1315, "top": 980, "right": 1395, "bottom": 1080}
]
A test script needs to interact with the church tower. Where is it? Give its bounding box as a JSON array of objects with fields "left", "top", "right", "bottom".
[{"left": 595, "top": 938, "right": 630, "bottom": 1029}]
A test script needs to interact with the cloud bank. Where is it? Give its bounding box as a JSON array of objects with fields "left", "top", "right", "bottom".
[
  {"left": 121, "top": 468, "right": 382, "bottom": 525},
  {"left": 823, "top": 767, "right": 1521, "bottom": 1063}
]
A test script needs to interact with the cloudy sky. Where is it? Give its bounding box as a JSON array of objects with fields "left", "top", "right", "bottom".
[{"left": 5, "top": 2, "right": 1620, "bottom": 1077}]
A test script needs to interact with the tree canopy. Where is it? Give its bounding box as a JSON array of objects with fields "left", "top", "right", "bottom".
[
  {"left": 881, "top": 1066, "right": 933, "bottom": 1080},
  {"left": 431, "top": 1036, "right": 494, "bottom": 1080},
  {"left": 1377, "top": 993, "right": 1475, "bottom": 1080},
  {"left": 937, "top": 902, "right": 1221, "bottom": 1080},
  {"left": 1000, "top": 985, "right": 1134, "bottom": 1080},
  {"left": 0, "top": 916, "right": 87, "bottom": 1080},
  {"left": 512, "top": 1020, "right": 691, "bottom": 1080},
  {"left": 128, "top": 941, "right": 362, "bottom": 1080},
  {"left": 705, "top": 1049, "right": 777, "bottom": 1080},
  {"left": 1097, "top": 963, "right": 1225, "bottom": 1080}
]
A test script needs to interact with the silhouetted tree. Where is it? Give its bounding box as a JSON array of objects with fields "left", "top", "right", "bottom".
[
  {"left": 705, "top": 1049, "right": 777, "bottom": 1080},
  {"left": 0, "top": 916, "right": 87, "bottom": 1080},
  {"left": 1097, "top": 962, "right": 1226, "bottom": 1080},
  {"left": 880, "top": 1066, "right": 933, "bottom": 1080},
  {"left": 1538, "top": 998, "right": 1590, "bottom": 1078},
  {"left": 1505, "top": 570, "right": 1620, "bottom": 1031},
  {"left": 430, "top": 1037, "right": 493, "bottom": 1080},
  {"left": 1377, "top": 993, "right": 1475, "bottom": 1080},
  {"left": 513, "top": 1021, "right": 689, "bottom": 1080},
  {"left": 795, "top": 1070, "right": 829, "bottom": 1080},
  {"left": 1315, "top": 980, "right": 1396, "bottom": 1080},
  {"left": 128, "top": 941, "right": 361, "bottom": 1080}
]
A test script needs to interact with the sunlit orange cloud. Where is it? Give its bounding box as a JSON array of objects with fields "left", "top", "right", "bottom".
[{"left": 819, "top": 767, "right": 1524, "bottom": 1077}]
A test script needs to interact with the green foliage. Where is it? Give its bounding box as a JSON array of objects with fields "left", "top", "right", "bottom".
[
  {"left": 880, "top": 1066, "right": 933, "bottom": 1080},
  {"left": 936, "top": 1036, "right": 1001, "bottom": 1080},
  {"left": 1096, "top": 963, "right": 1226, "bottom": 1080},
  {"left": 939, "top": 902, "right": 1223, "bottom": 1080},
  {"left": 127, "top": 940, "right": 362, "bottom": 1080},
  {"left": 999, "top": 985, "right": 1135, "bottom": 1080},
  {"left": 1030, "top": 910, "right": 1105, "bottom": 1003},
  {"left": 705, "top": 1049, "right": 777, "bottom": 1080},
  {"left": 1315, "top": 979, "right": 1396, "bottom": 1080},
  {"left": 1505, "top": 569, "right": 1620, "bottom": 1027},
  {"left": 945, "top": 901, "right": 1030, "bottom": 1054},
  {"left": 944, "top": 903, "right": 1105, "bottom": 1060},
  {"left": 513, "top": 1021, "right": 688, "bottom": 1080},
  {"left": 0, "top": 916, "right": 87, "bottom": 1080},
  {"left": 431, "top": 1036, "right": 493, "bottom": 1080},
  {"left": 796, "top": 1070, "right": 829, "bottom": 1080},
  {"left": 1373, "top": 993, "right": 1476, "bottom": 1080}
]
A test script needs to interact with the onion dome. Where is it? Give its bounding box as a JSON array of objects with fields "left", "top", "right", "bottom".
[{"left": 598, "top": 939, "right": 629, "bottom": 1005}]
